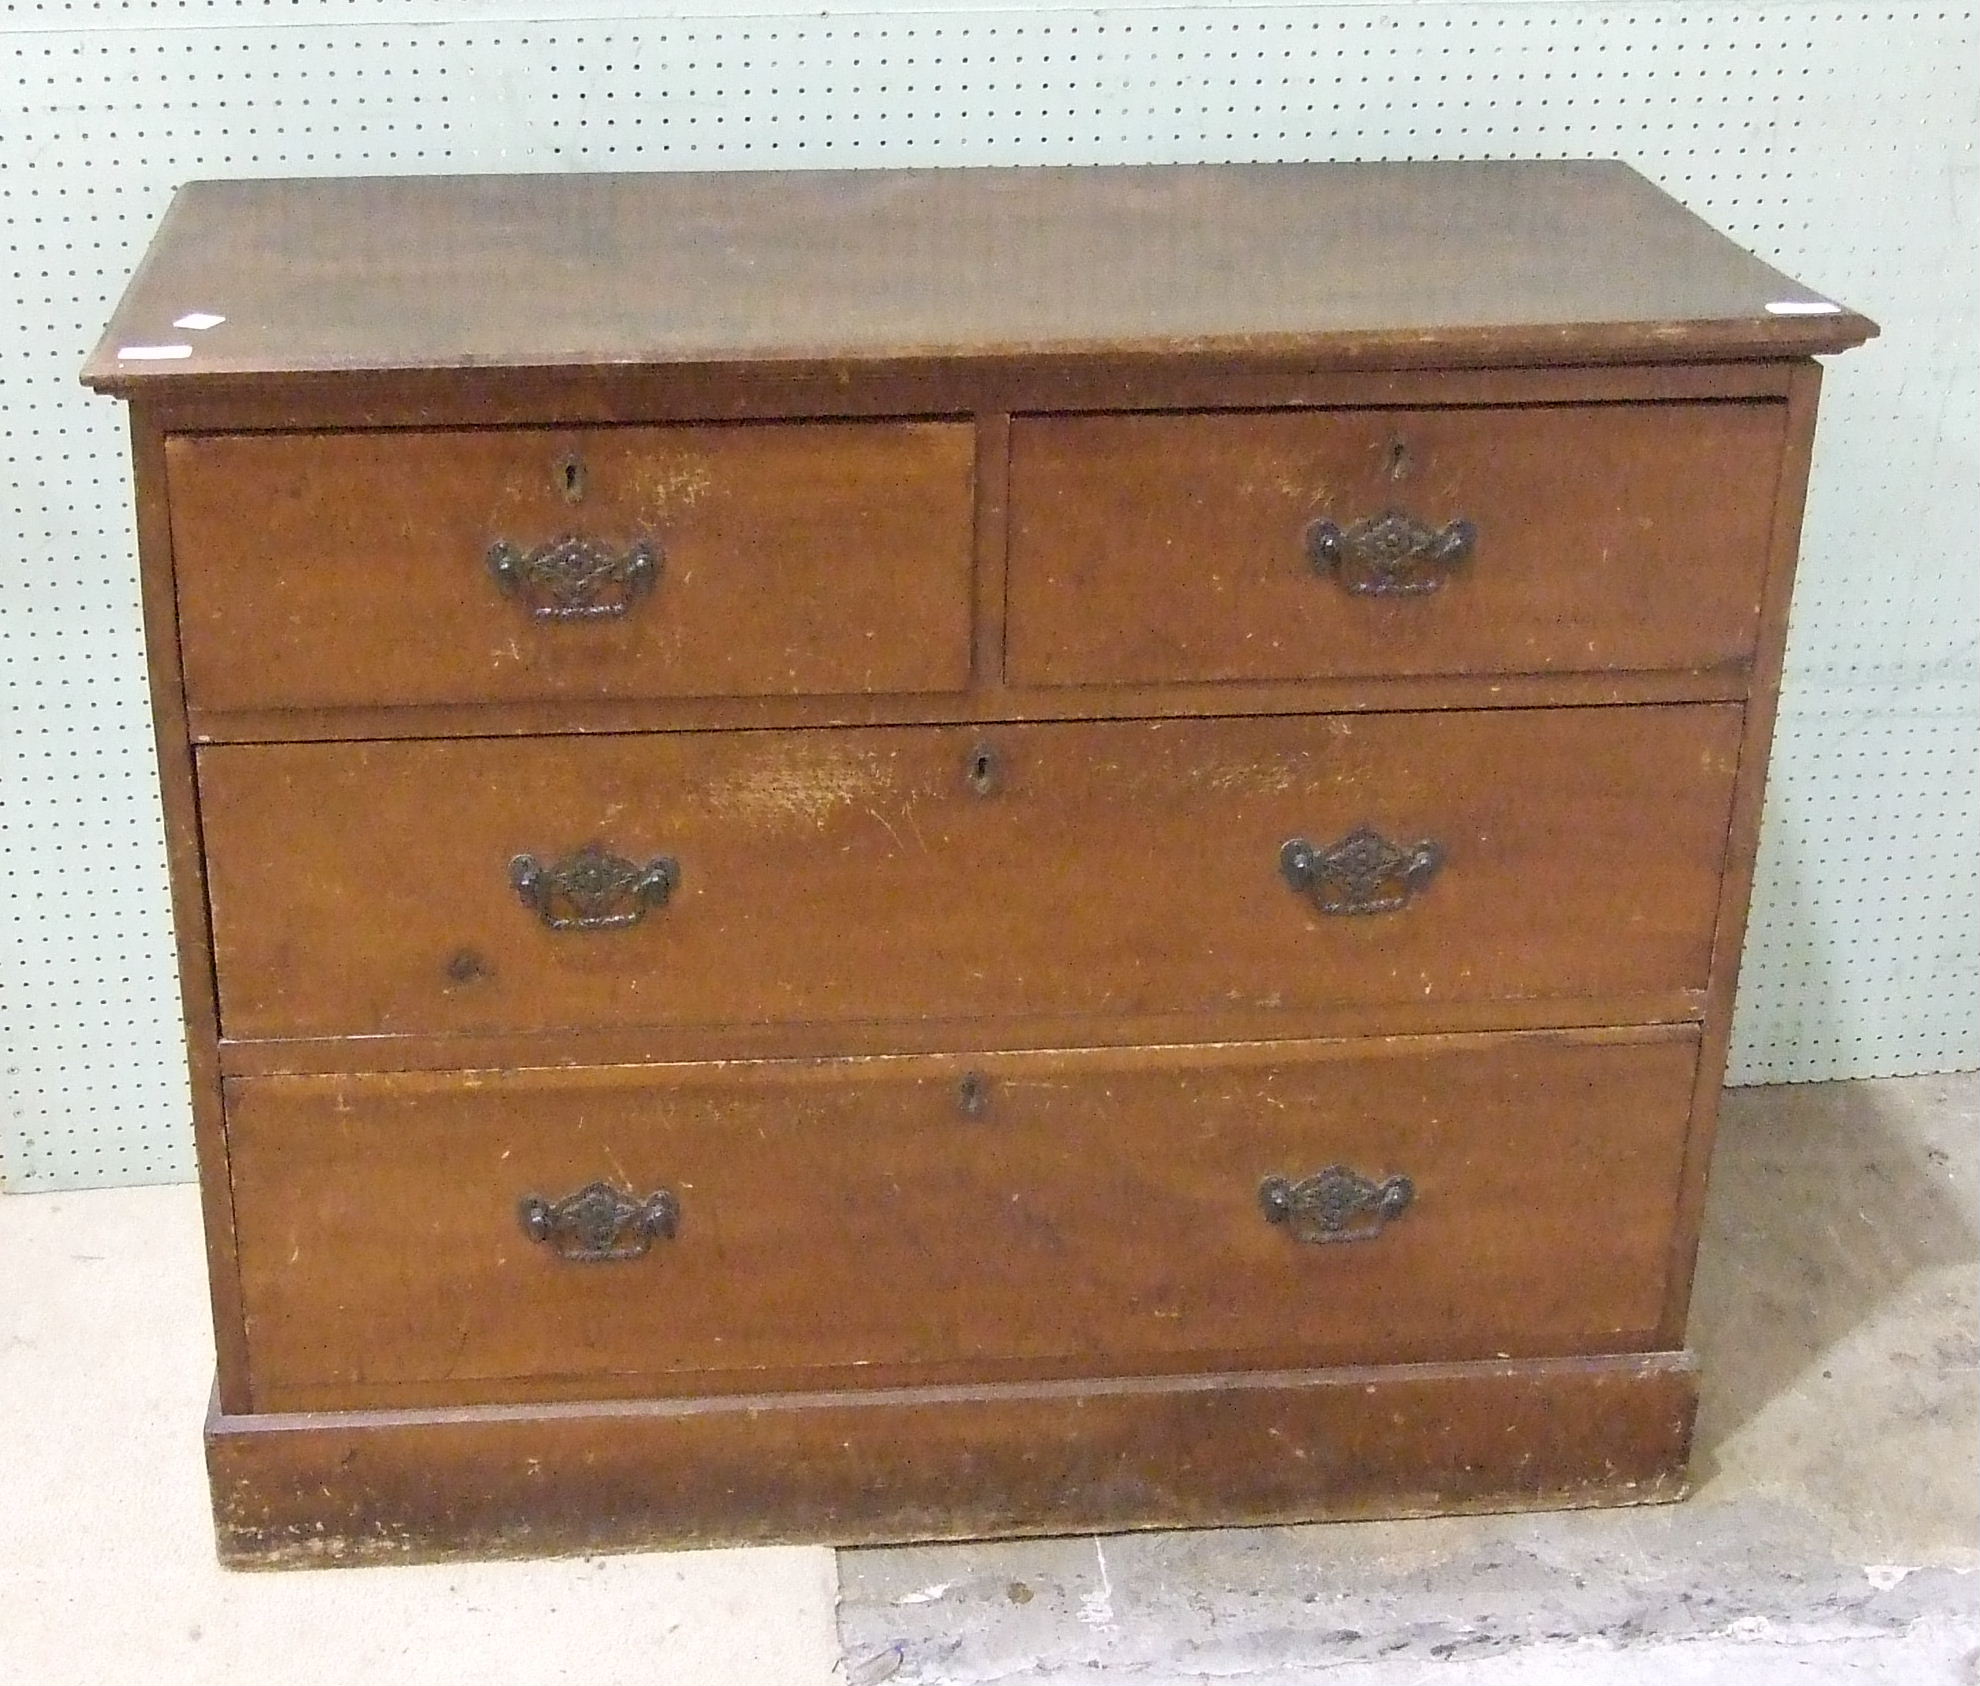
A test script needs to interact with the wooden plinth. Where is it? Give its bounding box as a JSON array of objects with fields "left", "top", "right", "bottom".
[{"left": 208, "top": 1351, "right": 1698, "bottom": 1568}]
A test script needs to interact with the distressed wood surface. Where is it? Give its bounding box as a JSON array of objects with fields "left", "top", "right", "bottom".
[
  {"left": 211, "top": 991, "right": 1714, "bottom": 1080},
  {"left": 196, "top": 707, "right": 1742, "bottom": 1045},
  {"left": 1659, "top": 359, "right": 1828, "bottom": 1344},
  {"left": 169, "top": 421, "right": 976, "bottom": 712},
  {"left": 206, "top": 1352, "right": 1701, "bottom": 1567},
  {"left": 127, "top": 408, "right": 253, "bottom": 1413},
  {"left": 84, "top": 162, "right": 1872, "bottom": 398},
  {"left": 82, "top": 161, "right": 1871, "bottom": 1562},
  {"left": 1009, "top": 401, "right": 1787, "bottom": 686},
  {"left": 182, "top": 667, "right": 1750, "bottom": 749},
  {"left": 129, "top": 356, "right": 1806, "bottom": 435},
  {"left": 228, "top": 1027, "right": 1699, "bottom": 1412}
]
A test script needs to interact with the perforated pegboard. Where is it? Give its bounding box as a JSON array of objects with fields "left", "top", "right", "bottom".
[{"left": 2, "top": 2, "right": 1975, "bottom": 1187}]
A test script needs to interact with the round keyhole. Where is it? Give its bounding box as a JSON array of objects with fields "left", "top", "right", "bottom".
[{"left": 557, "top": 452, "right": 586, "bottom": 504}]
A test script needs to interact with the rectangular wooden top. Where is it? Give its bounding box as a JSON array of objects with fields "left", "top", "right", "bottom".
[{"left": 83, "top": 160, "right": 1873, "bottom": 395}]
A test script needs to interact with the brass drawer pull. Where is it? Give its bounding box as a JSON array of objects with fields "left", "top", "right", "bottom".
[
  {"left": 1260, "top": 1166, "right": 1414, "bottom": 1244},
  {"left": 1280, "top": 827, "right": 1444, "bottom": 916},
  {"left": 486, "top": 535, "right": 661, "bottom": 621},
  {"left": 519, "top": 1180, "right": 680, "bottom": 1261},
  {"left": 1306, "top": 510, "right": 1475, "bottom": 597},
  {"left": 510, "top": 844, "right": 680, "bottom": 931}
]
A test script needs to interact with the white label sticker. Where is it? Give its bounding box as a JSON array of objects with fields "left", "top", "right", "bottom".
[
  {"left": 172, "top": 311, "right": 226, "bottom": 331},
  {"left": 116, "top": 343, "right": 194, "bottom": 360},
  {"left": 1766, "top": 300, "right": 1844, "bottom": 316}
]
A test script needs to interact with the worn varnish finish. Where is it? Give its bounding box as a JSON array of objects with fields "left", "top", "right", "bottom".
[
  {"left": 197, "top": 708, "right": 1740, "bottom": 1045},
  {"left": 207, "top": 1353, "right": 1701, "bottom": 1567},
  {"left": 145, "top": 358, "right": 1807, "bottom": 444},
  {"left": 169, "top": 422, "right": 976, "bottom": 711},
  {"left": 1658, "top": 359, "right": 1830, "bottom": 1346},
  {"left": 1009, "top": 403, "right": 1787, "bottom": 686},
  {"left": 82, "top": 163, "right": 1871, "bottom": 398},
  {"left": 83, "top": 161, "right": 1872, "bottom": 1564},
  {"left": 228, "top": 1030, "right": 1700, "bottom": 1412},
  {"left": 127, "top": 412, "right": 253, "bottom": 1412}
]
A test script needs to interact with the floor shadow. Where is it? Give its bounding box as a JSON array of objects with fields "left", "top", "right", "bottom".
[{"left": 1688, "top": 1072, "right": 1979, "bottom": 1461}]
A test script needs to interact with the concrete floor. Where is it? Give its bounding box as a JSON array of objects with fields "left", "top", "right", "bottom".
[
  {"left": 0, "top": 1180, "right": 842, "bottom": 1686},
  {"left": 2, "top": 1075, "right": 1974, "bottom": 1685},
  {"left": 841, "top": 1074, "right": 1980, "bottom": 1683}
]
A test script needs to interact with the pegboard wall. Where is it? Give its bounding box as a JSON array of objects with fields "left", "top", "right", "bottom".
[{"left": 1, "top": 2, "right": 1975, "bottom": 1188}]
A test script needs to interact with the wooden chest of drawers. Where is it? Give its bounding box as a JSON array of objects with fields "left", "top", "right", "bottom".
[{"left": 84, "top": 161, "right": 1872, "bottom": 1566}]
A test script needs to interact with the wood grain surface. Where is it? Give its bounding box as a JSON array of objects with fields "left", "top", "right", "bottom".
[
  {"left": 1009, "top": 401, "right": 1788, "bottom": 685},
  {"left": 227, "top": 1028, "right": 1700, "bottom": 1411},
  {"left": 132, "top": 356, "right": 1807, "bottom": 437},
  {"left": 196, "top": 707, "right": 1742, "bottom": 1045},
  {"left": 82, "top": 160, "right": 1874, "bottom": 1560},
  {"left": 84, "top": 163, "right": 1872, "bottom": 397},
  {"left": 169, "top": 421, "right": 975, "bottom": 711},
  {"left": 207, "top": 1351, "right": 1700, "bottom": 1565},
  {"left": 127, "top": 409, "right": 254, "bottom": 1413}
]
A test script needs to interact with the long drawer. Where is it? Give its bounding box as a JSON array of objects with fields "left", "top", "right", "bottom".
[
  {"left": 1007, "top": 403, "right": 1787, "bottom": 686},
  {"left": 228, "top": 1028, "right": 1702, "bottom": 1411},
  {"left": 198, "top": 706, "right": 1741, "bottom": 1044},
  {"left": 168, "top": 420, "right": 977, "bottom": 711}
]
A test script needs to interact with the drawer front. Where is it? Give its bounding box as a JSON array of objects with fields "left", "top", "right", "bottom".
[
  {"left": 229, "top": 1030, "right": 1701, "bottom": 1410},
  {"left": 200, "top": 706, "right": 1740, "bottom": 1043},
  {"left": 168, "top": 421, "right": 976, "bottom": 711},
  {"left": 1007, "top": 403, "right": 1787, "bottom": 686}
]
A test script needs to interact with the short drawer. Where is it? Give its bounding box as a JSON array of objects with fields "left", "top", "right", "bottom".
[
  {"left": 1007, "top": 403, "right": 1787, "bottom": 686},
  {"left": 199, "top": 706, "right": 1740, "bottom": 1044},
  {"left": 228, "top": 1028, "right": 1701, "bottom": 1410},
  {"left": 168, "top": 420, "right": 976, "bottom": 711}
]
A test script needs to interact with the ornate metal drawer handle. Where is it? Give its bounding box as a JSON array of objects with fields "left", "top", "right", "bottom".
[
  {"left": 519, "top": 1181, "right": 680, "bottom": 1262},
  {"left": 1307, "top": 510, "right": 1475, "bottom": 597},
  {"left": 1281, "top": 827, "right": 1444, "bottom": 916},
  {"left": 487, "top": 535, "right": 660, "bottom": 621},
  {"left": 1260, "top": 1166, "right": 1414, "bottom": 1244},
  {"left": 510, "top": 844, "right": 680, "bottom": 931}
]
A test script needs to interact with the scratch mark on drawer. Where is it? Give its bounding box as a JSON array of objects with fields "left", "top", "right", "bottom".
[
  {"left": 628, "top": 457, "right": 715, "bottom": 518},
  {"left": 704, "top": 747, "right": 902, "bottom": 828}
]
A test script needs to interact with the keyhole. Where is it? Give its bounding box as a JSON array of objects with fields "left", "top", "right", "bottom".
[
  {"left": 957, "top": 1071, "right": 991, "bottom": 1120},
  {"left": 1385, "top": 439, "right": 1411, "bottom": 482},
  {"left": 558, "top": 452, "right": 586, "bottom": 505},
  {"left": 966, "top": 743, "right": 1002, "bottom": 797}
]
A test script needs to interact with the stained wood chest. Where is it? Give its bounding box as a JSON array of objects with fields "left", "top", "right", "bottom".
[{"left": 83, "top": 161, "right": 1874, "bottom": 1565}]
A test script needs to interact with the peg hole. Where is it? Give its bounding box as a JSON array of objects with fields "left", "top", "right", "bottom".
[{"left": 445, "top": 948, "right": 490, "bottom": 985}]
